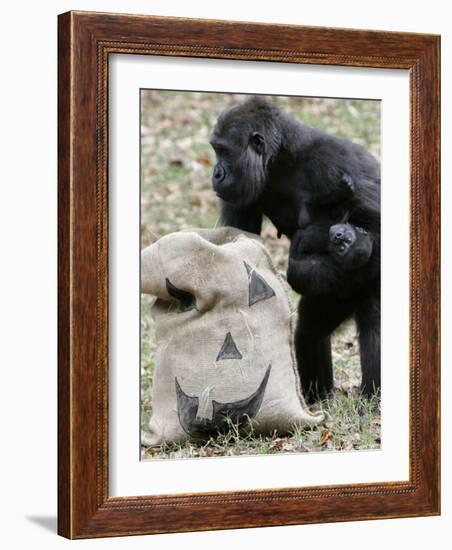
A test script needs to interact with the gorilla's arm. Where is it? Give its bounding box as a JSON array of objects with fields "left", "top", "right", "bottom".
[
  {"left": 287, "top": 255, "right": 342, "bottom": 296},
  {"left": 303, "top": 161, "right": 355, "bottom": 206},
  {"left": 288, "top": 225, "right": 342, "bottom": 295},
  {"left": 289, "top": 224, "right": 330, "bottom": 255},
  {"left": 287, "top": 252, "right": 374, "bottom": 296},
  {"left": 299, "top": 137, "right": 379, "bottom": 208},
  {"left": 220, "top": 201, "right": 263, "bottom": 235},
  {"left": 351, "top": 180, "right": 381, "bottom": 232}
]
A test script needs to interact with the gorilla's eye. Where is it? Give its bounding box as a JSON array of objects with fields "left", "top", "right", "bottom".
[
  {"left": 250, "top": 132, "right": 265, "bottom": 154},
  {"left": 210, "top": 138, "right": 231, "bottom": 158},
  {"left": 212, "top": 144, "right": 231, "bottom": 159}
]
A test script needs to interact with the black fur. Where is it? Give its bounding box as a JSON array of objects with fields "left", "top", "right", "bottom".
[
  {"left": 288, "top": 223, "right": 378, "bottom": 296},
  {"left": 210, "top": 97, "right": 381, "bottom": 400}
]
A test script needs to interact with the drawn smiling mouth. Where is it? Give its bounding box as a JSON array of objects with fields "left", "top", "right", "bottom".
[{"left": 175, "top": 365, "right": 272, "bottom": 438}]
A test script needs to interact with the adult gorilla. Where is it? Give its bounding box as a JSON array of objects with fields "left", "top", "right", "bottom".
[{"left": 210, "top": 96, "right": 380, "bottom": 400}]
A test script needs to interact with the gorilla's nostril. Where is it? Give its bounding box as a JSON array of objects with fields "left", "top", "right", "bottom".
[{"left": 329, "top": 224, "right": 348, "bottom": 243}]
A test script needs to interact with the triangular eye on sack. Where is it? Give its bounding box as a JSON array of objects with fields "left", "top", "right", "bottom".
[
  {"left": 165, "top": 278, "right": 197, "bottom": 313},
  {"left": 216, "top": 332, "right": 243, "bottom": 361},
  {"left": 244, "top": 262, "right": 275, "bottom": 306}
]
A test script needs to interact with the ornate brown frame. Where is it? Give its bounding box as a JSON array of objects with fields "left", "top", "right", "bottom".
[{"left": 58, "top": 11, "right": 440, "bottom": 539}]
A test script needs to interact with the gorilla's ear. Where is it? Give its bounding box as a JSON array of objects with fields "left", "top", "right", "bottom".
[{"left": 250, "top": 132, "right": 265, "bottom": 155}]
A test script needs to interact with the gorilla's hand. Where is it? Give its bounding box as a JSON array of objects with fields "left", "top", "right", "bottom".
[
  {"left": 309, "top": 170, "right": 355, "bottom": 206},
  {"left": 338, "top": 171, "right": 356, "bottom": 199}
]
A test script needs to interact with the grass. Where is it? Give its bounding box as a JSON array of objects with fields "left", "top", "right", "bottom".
[
  {"left": 141, "top": 391, "right": 380, "bottom": 460},
  {"left": 140, "top": 90, "right": 381, "bottom": 459}
]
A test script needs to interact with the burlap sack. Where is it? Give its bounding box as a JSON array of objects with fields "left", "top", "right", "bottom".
[{"left": 141, "top": 227, "right": 324, "bottom": 446}]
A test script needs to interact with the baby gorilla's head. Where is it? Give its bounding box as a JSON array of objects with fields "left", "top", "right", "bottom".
[{"left": 329, "top": 223, "right": 373, "bottom": 270}]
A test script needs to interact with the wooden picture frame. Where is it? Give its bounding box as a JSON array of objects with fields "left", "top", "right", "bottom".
[{"left": 58, "top": 10, "right": 440, "bottom": 539}]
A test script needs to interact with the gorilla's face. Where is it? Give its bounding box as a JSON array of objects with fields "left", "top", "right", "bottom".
[
  {"left": 329, "top": 224, "right": 373, "bottom": 269},
  {"left": 210, "top": 101, "right": 276, "bottom": 206},
  {"left": 210, "top": 126, "right": 267, "bottom": 206}
]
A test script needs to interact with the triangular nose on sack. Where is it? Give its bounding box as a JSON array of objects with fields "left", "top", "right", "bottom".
[
  {"left": 244, "top": 262, "right": 275, "bottom": 306},
  {"left": 216, "top": 332, "right": 243, "bottom": 361}
]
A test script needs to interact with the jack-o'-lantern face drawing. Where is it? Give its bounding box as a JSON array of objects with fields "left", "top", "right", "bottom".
[
  {"left": 168, "top": 261, "right": 275, "bottom": 438},
  {"left": 175, "top": 365, "right": 271, "bottom": 438}
]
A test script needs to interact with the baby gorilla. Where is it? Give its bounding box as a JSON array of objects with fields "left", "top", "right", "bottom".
[
  {"left": 288, "top": 223, "right": 378, "bottom": 298},
  {"left": 288, "top": 222, "right": 380, "bottom": 399}
]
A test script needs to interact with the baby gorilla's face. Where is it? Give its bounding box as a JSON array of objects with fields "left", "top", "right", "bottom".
[
  {"left": 329, "top": 224, "right": 359, "bottom": 255},
  {"left": 329, "top": 224, "right": 373, "bottom": 269}
]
